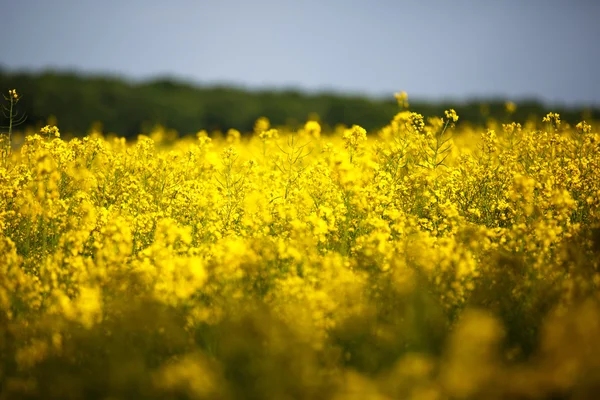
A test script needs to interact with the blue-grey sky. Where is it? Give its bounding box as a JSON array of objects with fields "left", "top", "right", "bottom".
[{"left": 3, "top": 0, "right": 600, "bottom": 106}]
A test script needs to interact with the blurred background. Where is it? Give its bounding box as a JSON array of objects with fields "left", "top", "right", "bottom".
[{"left": 2, "top": 0, "right": 599, "bottom": 137}]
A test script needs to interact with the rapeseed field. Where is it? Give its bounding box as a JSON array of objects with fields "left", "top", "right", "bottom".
[{"left": 1, "top": 90, "right": 599, "bottom": 399}]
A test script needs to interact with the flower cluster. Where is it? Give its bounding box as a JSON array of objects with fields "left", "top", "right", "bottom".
[{"left": 40, "top": 124, "right": 61, "bottom": 138}]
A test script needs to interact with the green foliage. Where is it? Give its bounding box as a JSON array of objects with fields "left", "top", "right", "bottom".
[{"left": 1, "top": 69, "right": 598, "bottom": 138}]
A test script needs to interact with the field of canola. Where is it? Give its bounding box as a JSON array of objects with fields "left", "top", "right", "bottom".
[{"left": 1, "top": 90, "right": 600, "bottom": 399}]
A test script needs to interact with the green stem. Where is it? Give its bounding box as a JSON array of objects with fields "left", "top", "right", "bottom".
[{"left": 7, "top": 97, "right": 13, "bottom": 160}]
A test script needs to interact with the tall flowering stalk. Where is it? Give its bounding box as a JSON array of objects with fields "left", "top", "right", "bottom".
[{"left": 1, "top": 89, "right": 27, "bottom": 166}]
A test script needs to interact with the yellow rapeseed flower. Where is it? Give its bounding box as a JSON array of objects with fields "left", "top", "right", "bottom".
[
  {"left": 394, "top": 91, "right": 409, "bottom": 108},
  {"left": 40, "top": 124, "right": 60, "bottom": 138},
  {"left": 505, "top": 101, "right": 517, "bottom": 114},
  {"left": 304, "top": 120, "right": 321, "bottom": 139},
  {"left": 444, "top": 109, "right": 459, "bottom": 123}
]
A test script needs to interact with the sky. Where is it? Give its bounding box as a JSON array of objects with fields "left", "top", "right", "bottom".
[{"left": 2, "top": 0, "right": 600, "bottom": 106}]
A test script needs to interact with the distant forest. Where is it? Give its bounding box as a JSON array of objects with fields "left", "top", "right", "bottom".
[{"left": 1, "top": 69, "right": 598, "bottom": 138}]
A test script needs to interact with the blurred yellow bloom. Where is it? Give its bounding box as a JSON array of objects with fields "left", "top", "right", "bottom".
[
  {"left": 304, "top": 120, "right": 321, "bottom": 138},
  {"left": 505, "top": 101, "right": 517, "bottom": 114},
  {"left": 394, "top": 90, "right": 409, "bottom": 108},
  {"left": 254, "top": 116, "right": 270, "bottom": 133}
]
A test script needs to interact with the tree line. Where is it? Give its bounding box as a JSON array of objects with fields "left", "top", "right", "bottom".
[{"left": 1, "top": 69, "right": 598, "bottom": 138}]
